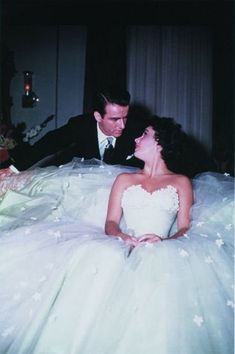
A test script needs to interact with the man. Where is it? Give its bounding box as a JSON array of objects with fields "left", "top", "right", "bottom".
[{"left": 6, "top": 87, "right": 146, "bottom": 170}]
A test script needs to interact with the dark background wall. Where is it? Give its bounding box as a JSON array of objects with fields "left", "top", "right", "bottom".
[
  {"left": 2, "top": 25, "right": 87, "bottom": 141},
  {"left": 1, "top": 1, "right": 234, "bottom": 173}
]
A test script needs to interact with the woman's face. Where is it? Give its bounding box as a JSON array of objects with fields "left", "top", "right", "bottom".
[{"left": 134, "top": 126, "right": 159, "bottom": 160}]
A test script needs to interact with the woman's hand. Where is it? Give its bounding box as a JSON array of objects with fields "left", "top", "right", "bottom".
[
  {"left": 121, "top": 235, "right": 139, "bottom": 246},
  {"left": 138, "top": 234, "right": 163, "bottom": 243}
]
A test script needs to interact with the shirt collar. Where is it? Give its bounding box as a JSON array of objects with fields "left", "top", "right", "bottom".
[{"left": 97, "top": 123, "right": 116, "bottom": 146}]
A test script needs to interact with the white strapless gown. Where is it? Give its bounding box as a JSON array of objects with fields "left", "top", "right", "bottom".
[{"left": 0, "top": 159, "right": 233, "bottom": 354}]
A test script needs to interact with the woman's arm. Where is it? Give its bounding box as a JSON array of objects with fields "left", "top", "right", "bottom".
[
  {"left": 105, "top": 174, "right": 139, "bottom": 246},
  {"left": 167, "top": 176, "right": 193, "bottom": 240}
]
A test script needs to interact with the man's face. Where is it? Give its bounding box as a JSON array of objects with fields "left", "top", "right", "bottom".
[{"left": 94, "top": 103, "right": 129, "bottom": 137}]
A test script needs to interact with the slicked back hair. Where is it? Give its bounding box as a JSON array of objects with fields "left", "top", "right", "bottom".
[{"left": 92, "top": 87, "right": 131, "bottom": 117}]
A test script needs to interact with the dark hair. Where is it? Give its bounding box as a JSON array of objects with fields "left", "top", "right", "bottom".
[
  {"left": 148, "top": 116, "right": 187, "bottom": 173},
  {"left": 92, "top": 87, "right": 131, "bottom": 116}
]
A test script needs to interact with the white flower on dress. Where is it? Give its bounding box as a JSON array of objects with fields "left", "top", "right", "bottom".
[
  {"left": 32, "top": 292, "right": 42, "bottom": 302},
  {"left": 193, "top": 315, "right": 204, "bottom": 327},
  {"left": 225, "top": 224, "right": 232, "bottom": 231},
  {"left": 205, "top": 256, "right": 213, "bottom": 264},
  {"left": 215, "top": 239, "right": 224, "bottom": 248},
  {"left": 178, "top": 248, "right": 189, "bottom": 257},
  {"left": 1, "top": 326, "right": 15, "bottom": 338},
  {"left": 196, "top": 221, "right": 204, "bottom": 227},
  {"left": 199, "top": 233, "right": 208, "bottom": 238},
  {"left": 227, "top": 300, "right": 235, "bottom": 309},
  {"left": 30, "top": 216, "right": 37, "bottom": 221},
  {"left": 53, "top": 230, "right": 62, "bottom": 239}
]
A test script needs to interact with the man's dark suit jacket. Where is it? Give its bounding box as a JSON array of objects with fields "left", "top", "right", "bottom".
[{"left": 10, "top": 113, "right": 145, "bottom": 170}]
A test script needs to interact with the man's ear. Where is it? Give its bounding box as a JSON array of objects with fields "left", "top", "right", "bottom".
[{"left": 94, "top": 111, "right": 102, "bottom": 123}]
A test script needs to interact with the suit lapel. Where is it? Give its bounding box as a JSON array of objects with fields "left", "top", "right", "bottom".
[{"left": 85, "top": 119, "right": 101, "bottom": 159}]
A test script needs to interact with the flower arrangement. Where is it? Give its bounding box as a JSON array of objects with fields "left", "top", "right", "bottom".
[
  {"left": 0, "top": 134, "right": 17, "bottom": 150},
  {"left": 0, "top": 115, "right": 54, "bottom": 166},
  {"left": 0, "top": 120, "right": 21, "bottom": 155},
  {"left": 0, "top": 115, "right": 54, "bottom": 147}
]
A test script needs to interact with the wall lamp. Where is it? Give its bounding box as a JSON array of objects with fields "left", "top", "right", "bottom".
[{"left": 22, "top": 71, "right": 39, "bottom": 108}]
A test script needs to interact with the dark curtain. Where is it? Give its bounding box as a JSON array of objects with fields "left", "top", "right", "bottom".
[
  {"left": 1, "top": 43, "right": 16, "bottom": 123},
  {"left": 83, "top": 24, "right": 127, "bottom": 113},
  {"left": 212, "top": 11, "right": 234, "bottom": 175}
]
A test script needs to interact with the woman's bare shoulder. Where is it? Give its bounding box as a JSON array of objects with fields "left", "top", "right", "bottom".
[
  {"left": 115, "top": 172, "right": 138, "bottom": 183},
  {"left": 168, "top": 173, "right": 192, "bottom": 189},
  {"left": 174, "top": 173, "right": 191, "bottom": 182}
]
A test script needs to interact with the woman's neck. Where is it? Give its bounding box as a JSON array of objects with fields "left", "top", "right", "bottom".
[{"left": 142, "top": 158, "right": 172, "bottom": 178}]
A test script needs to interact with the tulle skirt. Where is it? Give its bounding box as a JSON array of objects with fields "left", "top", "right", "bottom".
[{"left": 0, "top": 159, "right": 234, "bottom": 354}]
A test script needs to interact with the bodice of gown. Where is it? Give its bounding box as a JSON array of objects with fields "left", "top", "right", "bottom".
[{"left": 121, "top": 184, "right": 179, "bottom": 238}]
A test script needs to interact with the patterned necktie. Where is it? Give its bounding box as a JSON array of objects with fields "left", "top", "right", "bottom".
[{"left": 103, "top": 137, "right": 114, "bottom": 164}]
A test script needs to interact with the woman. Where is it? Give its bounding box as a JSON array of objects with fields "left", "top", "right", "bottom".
[
  {"left": 105, "top": 119, "right": 193, "bottom": 246},
  {"left": 0, "top": 118, "right": 233, "bottom": 354}
]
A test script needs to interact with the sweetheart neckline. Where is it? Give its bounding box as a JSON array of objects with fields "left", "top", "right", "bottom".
[{"left": 124, "top": 184, "right": 177, "bottom": 196}]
